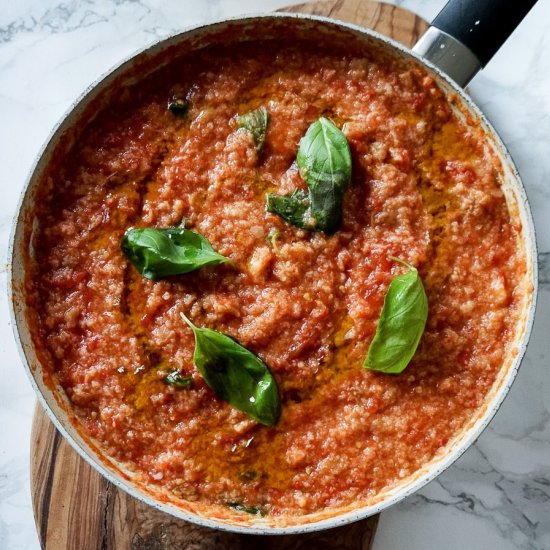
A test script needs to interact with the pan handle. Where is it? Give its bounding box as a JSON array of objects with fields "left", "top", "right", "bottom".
[{"left": 413, "top": 0, "right": 538, "bottom": 87}]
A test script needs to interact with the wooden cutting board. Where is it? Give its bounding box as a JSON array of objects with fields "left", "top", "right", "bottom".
[{"left": 30, "top": 3, "right": 428, "bottom": 549}]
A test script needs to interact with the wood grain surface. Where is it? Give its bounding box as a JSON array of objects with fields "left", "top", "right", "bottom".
[
  {"left": 30, "top": 2, "right": 428, "bottom": 549},
  {"left": 277, "top": 0, "right": 428, "bottom": 48}
]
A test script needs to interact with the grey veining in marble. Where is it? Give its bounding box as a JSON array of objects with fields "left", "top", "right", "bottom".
[
  {"left": 1, "top": 1, "right": 549, "bottom": 549},
  {"left": 540, "top": 253, "right": 549, "bottom": 288}
]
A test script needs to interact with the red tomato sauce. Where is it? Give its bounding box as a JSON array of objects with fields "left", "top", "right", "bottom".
[{"left": 26, "top": 40, "right": 526, "bottom": 517}]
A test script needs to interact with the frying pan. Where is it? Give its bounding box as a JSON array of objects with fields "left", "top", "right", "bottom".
[{"left": 8, "top": 0, "right": 539, "bottom": 534}]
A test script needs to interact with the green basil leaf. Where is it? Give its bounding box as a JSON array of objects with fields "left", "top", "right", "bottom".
[
  {"left": 121, "top": 226, "right": 232, "bottom": 280},
  {"left": 364, "top": 258, "right": 428, "bottom": 374},
  {"left": 265, "top": 189, "right": 316, "bottom": 231},
  {"left": 164, "top": 370, "right": 193, "bottom": 389},
  {"left": 227, "top": 502, "right": 266, "bottom": 516},
  {"left": 267, "top": 117, "right": 351, "bottom": 233},
  {"left": 181, "top": 313, "right": 280, "bottom": 426},
  {"left": 237, "top": 106, "right": 269, "bottom": 152},
  {"left": 296, "top": 117, "right": 352, "bottom": 233},
  {"left": 168, "top": 96, "right": 189, "bottom": 117}
]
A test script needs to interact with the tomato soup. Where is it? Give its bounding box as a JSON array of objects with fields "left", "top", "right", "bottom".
[{"left": 26, "top": 39, "right": 526, "bottom": 517}]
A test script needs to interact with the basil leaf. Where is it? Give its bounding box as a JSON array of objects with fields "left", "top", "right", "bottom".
[
  {"left": 168, "top": 96, "right": 189, "bottom": 117},
  {"left": 121, "top": 226, "right": 232, "bottom": 280},
  {"left": 363, "top": 258, "right": 428, "bottom": 374},
  {"left": 267, "top": 117, "right": 351, "bottom": 233},
  {"left": 265, "top": 189, "right": 316, "bottom": 230},
  {"left": 237, "top": 107, "right": 269, "bottom": 152},
  {"left": 296, "top": 117, "right": 352, "bottom": 233},
  {"left": 181, "top": 313, "right": 280, "bottom": 427},
  {"left": 228, "top": 502, "right": 266, "bottom": 516},
  {"left": 164, "top": 370, "right": 193, "bottom": 389}
]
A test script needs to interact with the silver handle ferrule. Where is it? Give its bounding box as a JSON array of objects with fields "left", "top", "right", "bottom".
[{"left": 413, "top": 27, "right": 482, "bottom": 88}]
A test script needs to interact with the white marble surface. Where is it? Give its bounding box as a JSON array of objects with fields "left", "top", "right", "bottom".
[{"left": 1, "top": 0, "right": 549, "bottom": 548}]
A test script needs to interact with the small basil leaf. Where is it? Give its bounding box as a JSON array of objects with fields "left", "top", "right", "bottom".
[
  {"left": 121, "top": 226, "right": 232, "bottom": 280},
  {"left": 181, "top": 313, "right": 281, "bottom": 426},
  {"left": 164, "top": 370, "right": 193, "bottom": 389},
  {"left": 265, "top": 189, "right": 316, "bottom": 230},
  {"left": 168, "top": 97, "right": 189, "bottom": 117},
  {"left": 363, "top": 258, "right": 428, "bottom": 374},
  {"left": 228, "top": 502, "right": 266, "bottom": 516},
  {"left": 237, "top": 107, "right": 269, "bottom": 152},
  {"left": 296, "top": 117, "right": 352, "bottom": 233}
]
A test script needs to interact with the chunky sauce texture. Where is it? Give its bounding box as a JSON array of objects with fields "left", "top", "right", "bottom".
[{"left": 27, "top": 41, "right": 526, "bottom": 517}]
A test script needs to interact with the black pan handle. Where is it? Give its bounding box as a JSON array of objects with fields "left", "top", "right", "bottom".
[
  {"left": 432, "top": 0, "right": 538, "bottom": 67},
  {"left": 413, "top": 0, "right": 538, "bottom": 87}
]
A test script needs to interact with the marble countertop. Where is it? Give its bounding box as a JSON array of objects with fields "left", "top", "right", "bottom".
[{"left": 1, "top": 1, "right": 549, "bottom": 548}]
